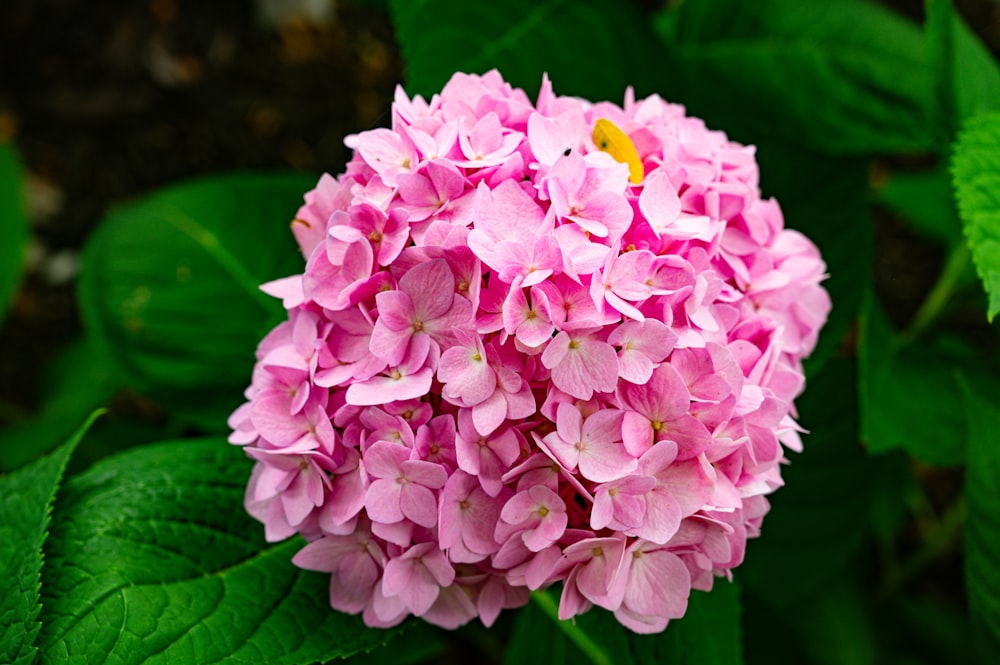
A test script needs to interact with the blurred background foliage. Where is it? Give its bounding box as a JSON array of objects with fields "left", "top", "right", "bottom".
[{"left": 2, "top": 0, "right": 1000, "bottom": 664}]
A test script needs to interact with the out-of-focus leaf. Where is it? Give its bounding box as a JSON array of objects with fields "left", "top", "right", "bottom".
[
  {"left": 654, "top": 0, "right": 936, "bottom": 155},
  {"left": 38, "top": 437, "right": 399, "bottom": 664},
  {"left": 630, "top": 581, "right": 743, "bottom": 665},
  {"left": 388, "top": 0, "right": 663, "bottom": 102},
  {"left": 952, "top": 111, "right": 1000, "bottom": 321},
  {"left": 876, "top": 164, "right": 963, "bottom": 246},
  {"left": 342, "top": 622, "right": 446, "bottom": 664},
  {"left": 795, "top": 582, "right": 877, "bottom": 665},
  {"left": 961, "top": 377, "right": 1000, "bottom": 660},
  {"left": 0, "top": 143, "right": 28, "bottom": 330},
  {"left": 927, "top": 0, "right": 1000, "bottom": 133},
  {"left": 0, "top": 411, "right": 100, "bottom": 665},
  {"left": 859, "top": 292, "right": 982, "bottom": 465},
  {"left": 516, "top": 582, "right": 743, "bottom": 665},
  {"left": 756, "top": 142, "right": 872, "bottom": 374},
  {"left": 891, "top": 595, "right": 977, "bottom": 665},
  {"left": 78, "top": 172, "right": 317, "bottom": 429},
  {"left": 503, "top": 597, "right": 589, "bottom": 665},
  {"left": 748, "top": 577, "right": 878, "bottom": 665},
  {"left": 0, "top": 339, "right": 120, "bottom": 472},
  {"left": 741, "top": 358, "right": 906, "bottom": 607}
]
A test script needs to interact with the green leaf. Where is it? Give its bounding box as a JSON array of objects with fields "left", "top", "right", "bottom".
[
  {"left": 37, "top": 437, "right": 397, "bottom": 664},
  {"left": 952, "top": 111, "right": 1000, "bottom": 321},
  {"left": 388, "top": 0, "right": 663, "bottom": 101},
  {"left": 961, "top": 377, "right": 1000, "bottom": 660},
  {"left": 1, "top": 410, "right": 101, "bottom": 665},
  {"left": 876, "top": 164, "right": 963, "bottom": 246},
  {"left": 927, "top": 0, "right": 1000, "bottom": 131},
  {"left": 78, "top": 172, "right": 317, "bottom": 429},
  {"left": 859, "top": 292, "right": 977, "bottom": 465},
  {"left": 0, "top": 143, "right": 28, "bottom": 330},
  {"left": 654, "top": 0, "right": 937, "bottom": 155}
]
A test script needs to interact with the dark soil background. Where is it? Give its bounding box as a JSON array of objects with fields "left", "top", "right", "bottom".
[{"left": 0, "top": 0, "right": 402, "bottom": 418}]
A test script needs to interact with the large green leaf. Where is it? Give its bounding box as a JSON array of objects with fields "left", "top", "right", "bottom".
[
  {"left": 654, "top": 0, "right": 937, "bottom": 155},
  {"left": 859, "top": 292, "right": 977, "bottom": 465},
  {"left": 389, "top": 0, "right": 663, "bottom": 101},
  {"left": 78, "top": 172, "right": 317, "bottom": 429},
  {"left": 952, "top": 111, "right": 1000, "bottom": 321},
  {"left": 961, "top": 378, "right": 1000, "bottom": 660},
  {"left": 38, "top": 437, "right": 398, "bottom": 664},
  {"left": 0, "top": 411, "right": 101, "bottom": 665},
  {"left": 0, "top": 143, "right": 28, "bottom": 330}
]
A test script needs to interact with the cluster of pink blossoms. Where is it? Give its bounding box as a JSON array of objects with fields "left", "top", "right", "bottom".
[{"left": 229, "top": 70, "right": 829, "bottom": 634}]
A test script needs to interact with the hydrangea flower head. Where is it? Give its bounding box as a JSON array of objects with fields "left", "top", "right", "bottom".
[{"left": 230, "top": 70, "right": 830, "bottom": 634}]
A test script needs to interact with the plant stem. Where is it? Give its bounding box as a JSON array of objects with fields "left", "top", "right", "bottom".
[
  {"left": 531, "top": 590, "right": 614, "bottom": 665},
  {"left": 899, "top": 243, "right": 970, "bottom": 344}
]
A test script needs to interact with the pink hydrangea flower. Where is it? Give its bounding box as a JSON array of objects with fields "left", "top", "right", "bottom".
[{"left": 230, "top": 70, "right": 830, "bottom": 633}]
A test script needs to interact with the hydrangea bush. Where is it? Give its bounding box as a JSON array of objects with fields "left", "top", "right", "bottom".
[{"left": 228, "top": 70, "right": 830, "bottom": 633}]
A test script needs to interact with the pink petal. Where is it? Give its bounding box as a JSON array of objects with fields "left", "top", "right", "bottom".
[
  {"left": 638, "top": 171, "right": 681, "bottom": 236},
  {"left": 364, "top": 478, "right": 404, "bottom": 524},
  {"left": 401, "top": 259, "right": 456, "bottom": 321},
  {"left": 542, "top": 332, "right": 619, "bottom": 400},
  {"left": 400, "top": 483, "right": 440, "bottom": 527}
]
